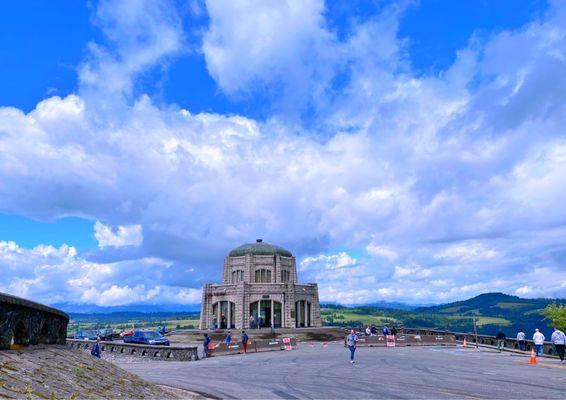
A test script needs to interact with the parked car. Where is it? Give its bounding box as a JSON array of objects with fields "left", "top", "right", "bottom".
[
  {"left": 97, "top": 328, "right": 113, "bottom": 341},
  {"left": 123, "top": 330, "right": 170, "bottom": 346},
  {"left": 74, "top": 330, "right": 98, "bottom": 340},
  {"left": 120, "top": 330, "right": 134, "bottom": 337}
]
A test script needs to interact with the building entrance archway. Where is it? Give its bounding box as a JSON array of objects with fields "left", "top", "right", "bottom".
[
  {"left": 250, "top": 300, "right": 282, "bottom": 328},
  {"left": 212, "top": 301, "right": 235, "bottom": 329},
  {"left": 295, "top": 301, "right": 311, "bottom": 328}
]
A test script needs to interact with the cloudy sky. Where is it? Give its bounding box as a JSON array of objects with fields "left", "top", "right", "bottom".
[{"left": 1, "top": 0, "right": 565, "bottom": 308}]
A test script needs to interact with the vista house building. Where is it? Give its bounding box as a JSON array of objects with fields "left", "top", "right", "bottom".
[{"left": 199, "top": 240, "right": 322, "bottom": 330}]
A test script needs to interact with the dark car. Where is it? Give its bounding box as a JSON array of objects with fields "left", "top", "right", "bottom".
[
  {"left": 74, "top": 330, "right": 98, "bottom": 340},
  {"left": 97, "top": 328, "right": 114, "bottom": 341},
  {"left": 123, "top": 330, "right": 170, "bottom": 346}
]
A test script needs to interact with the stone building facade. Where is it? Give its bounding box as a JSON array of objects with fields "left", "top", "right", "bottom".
[
  {"left": 200, "top": 240, "right": 321, "bottom": 330},
  {"left": 0, "top": 292, "right": 69, "bottom": 350}
]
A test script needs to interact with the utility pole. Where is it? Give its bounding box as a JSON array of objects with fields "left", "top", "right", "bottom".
[{"left": 473, "top": 316, "right": 479, "bottom": 350}]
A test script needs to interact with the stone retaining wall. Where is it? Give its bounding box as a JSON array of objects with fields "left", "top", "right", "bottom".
[
  {"left": 66, "top": 339, "right": 199, "bottom": 361},
  {"left": 349, "top": 334, "right": 456, "bottom": 347},
  {"left": 207, "top": 337, "right": 297, "bottom": 356},
  {"left": 0, "top": 292, "right": 68, "bottom": 350},
  {"left": 399, "top": 328, "right": 559, "bottom": 356}
]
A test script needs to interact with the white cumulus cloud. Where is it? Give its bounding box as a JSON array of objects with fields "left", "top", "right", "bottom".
[{"left": 94, "top": 221, "right": 143, "bottom": 248}]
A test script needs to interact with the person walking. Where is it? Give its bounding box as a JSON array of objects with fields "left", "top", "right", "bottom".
[
  {"left": 516, "top": 330, "right": 526, "bottom": 351},
  {"left": 226, "top": 331, "right": 232, "bottom": 344},
  {"left": 249, "top": 315, "right": 255, "bottom": 329},
  {"left": 533, "top": 328, "right": 545, "bottom": 356},
  {"left": 346, "top": 329, "right": 358, "bottom": 364},
  {"left": 496, "top": 329, "right": 506, "bottom": 352},
  {"left": 258, "top": 316, "right": 263, "bottom": 329},
  {"left": 391, "top": 326, "right": 398, "bottom": 337},
  {"left": 91, "top": 338, "right": 101, "bottom": 358},
  {"left": 203, "top": 333, "right": 211, "bottom": 358},
  {"left": 550, "top": 327, "right": 565, "bottom": 363},
  {"left": 242, "top": 330, "right": 249, "bottom": 354},
  {"left": 382, "top": 326, "right": 389, "bottom": 337},
  {"left": 365, "top": 326, "right": 371, "bottom": 336}
]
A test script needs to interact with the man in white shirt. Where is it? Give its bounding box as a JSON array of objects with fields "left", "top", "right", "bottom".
[
  {"left": 550, "top": 327, "right": 565, "bottom": 363},
  {"left": 516, "top": 330, "right": 526, "bottom": 351},
  {"left": 533, "top": 328, "right": 545, "bottom": 356}
]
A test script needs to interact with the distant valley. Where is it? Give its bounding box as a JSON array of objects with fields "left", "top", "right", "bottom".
[{"left": 64, "top": 292, "right": 564, "bottom": 338}]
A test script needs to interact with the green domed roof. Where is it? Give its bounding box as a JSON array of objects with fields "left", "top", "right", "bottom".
[{"left": 229, "top": 239, "right": 292, "bottom": 257}]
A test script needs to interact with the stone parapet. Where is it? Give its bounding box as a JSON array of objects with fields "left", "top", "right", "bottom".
[
  {"left": 67, "top": 339, "right": 199, "bottom": 361},
  {"left": 0, "top": 292, "right": 68, "bottom": 350}
]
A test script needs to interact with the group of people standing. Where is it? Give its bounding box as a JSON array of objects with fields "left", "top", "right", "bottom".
[
  {"left": 487, "top": 327, "right": 565, "bottom": 363},
  {"left": 202, "top": 331, "right": 250, "bottom": 358},
  {"left": 364, "top": 325, "right": 397, "bottom": 337},
  {"left": 348, "top": 326, "right": 566, "bottom": 365}
]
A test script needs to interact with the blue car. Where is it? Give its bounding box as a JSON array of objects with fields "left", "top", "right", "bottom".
[{"left": 123, "top": 330, "right": 170, "bottom": 346}]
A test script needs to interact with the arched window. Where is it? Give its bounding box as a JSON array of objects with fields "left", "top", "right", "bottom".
[
  {"left": 254, "top": 269, "right": 272, "bottom": 283},
  {"left": 231, "top": 270, "right": 244, "bottom": 283},
  {"left": 281, "top": 270, "right": 290, "bottom": 283},
  {"left": 12, "top": 321, "right": 28, "bottom": 347}
]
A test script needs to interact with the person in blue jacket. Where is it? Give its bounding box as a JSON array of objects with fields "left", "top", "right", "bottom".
[
  {"left": 203, "top": 333, "right": 211, "bottom": 358},
  {"left": 382, "top": 326, "right": 390, "bottom": 336},
  {"left": 242, "top": 331, "right": 249, "bottom": 353},
  {"left": 226, "top": 331, "right": 232, "bottom": 344},
  {"left": 91, "top": 338, "right": 101, "bottom": 358}
]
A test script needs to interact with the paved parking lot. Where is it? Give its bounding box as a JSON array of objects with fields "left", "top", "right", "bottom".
[{"left": 119, "top": 343, "right": 566, "bottom": 399}]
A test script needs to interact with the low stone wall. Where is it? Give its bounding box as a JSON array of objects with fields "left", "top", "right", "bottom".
[
  {"left": 67, "top": 339, "right": 199, "bottom": 361},
  {"left": 207, "top": 337, "right": 297, "bottom": 356},
  {"left": 398, "top": 327, "right": 558, "bottom": 357},
  {"left": 0, "top": 292, "right": 68, "bottom": 350},
  {"left": 350, "top": 334, "right": 456, "bottom": 347},
  {"left": 451, "top": 332, "right": 558, "bottom": 356}
]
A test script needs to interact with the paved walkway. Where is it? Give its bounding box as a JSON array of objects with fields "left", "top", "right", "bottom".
[{"left": 119, "top": 343, "right": 566, "bottom": 399}]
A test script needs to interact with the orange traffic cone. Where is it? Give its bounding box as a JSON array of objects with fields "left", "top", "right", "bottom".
[
  {"left": 529, "top": 348, "right": 537, "bottom": 365},
  {"left": 463, "top": 338, "right": 467, "bottom": 347}
]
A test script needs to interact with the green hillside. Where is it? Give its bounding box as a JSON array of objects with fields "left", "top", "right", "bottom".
[{"left": 322, "top": 293, "right": 564, "bottom": 337}]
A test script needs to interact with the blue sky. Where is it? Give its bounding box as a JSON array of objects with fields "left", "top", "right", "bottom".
[{"left": 1, "top": 0, "right": 565, "bottom": 307}]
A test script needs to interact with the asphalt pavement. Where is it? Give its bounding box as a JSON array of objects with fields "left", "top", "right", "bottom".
[{"left": 119, "top": 343, "right": 566, "bottom": 399}]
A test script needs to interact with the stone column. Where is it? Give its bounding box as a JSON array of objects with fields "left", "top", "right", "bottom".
[
  {"left": 222, "top": 258, "right": 229, "bottom": 284},
  {"left": 311, "top": 284, "right": 322, "bottom": 327},
  {"left": 291, "top": 257, "right": 298, "bottom": 283},
  {"left": 199, "top": 284, "right": 211, "bottom": 329},
  {"left": 287, "top": 285, "right": 296, "bottom": 328},
  {"left": 246, "top": 254, "right": 253, "bottom": 283},
  {"left": 275, "top": 255, "right": 281, "bottom": 283}
]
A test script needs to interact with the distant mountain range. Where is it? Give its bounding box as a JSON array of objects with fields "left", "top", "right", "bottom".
[
  {"left": 53, "top": 303, "right": 201, "bottom": 314},
  {"left": 322, "top": 292, "right": 565, "bottom": 337},
  {"left": 322, "top": 300, "right": 422, "bottom": 311}
]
